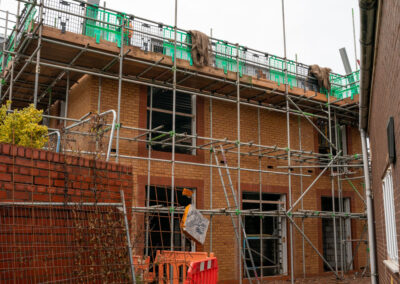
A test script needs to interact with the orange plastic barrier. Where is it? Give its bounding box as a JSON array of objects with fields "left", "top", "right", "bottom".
[
  {"left": 185, "top": 257, "right": 218, "bottom": 284},
  {"left": 155, "top": 250, "right": 214, "bottom": 284}
]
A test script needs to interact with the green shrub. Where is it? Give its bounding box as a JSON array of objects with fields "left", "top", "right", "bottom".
[{"left": 0, "top": 101, "right": 48, "bottom": 148}]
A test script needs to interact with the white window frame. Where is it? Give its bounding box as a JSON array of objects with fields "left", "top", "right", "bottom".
[{"left": 382, "top": 167, "right": 399, "bottom": 272}]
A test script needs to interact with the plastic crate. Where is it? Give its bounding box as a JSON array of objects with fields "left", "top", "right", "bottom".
[
  {"left": 268, "top": 56, "right": 297, "bottom": 88},
  {"left": 163, "top": 26, "right": 192, "bottom": 65},
  {"left": 215, "top": 41, "right": 244, "bottom": 76},
  {"left": 84, "top": 5, "right": 129, "bottom": 46}
]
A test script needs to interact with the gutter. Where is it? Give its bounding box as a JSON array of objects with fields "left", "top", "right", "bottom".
[
  {"left": 359, "top": 1, "right": 379, "bottom": 283},
  {"left": 359, "top": 0, "right": 378, "bottom": 130}
]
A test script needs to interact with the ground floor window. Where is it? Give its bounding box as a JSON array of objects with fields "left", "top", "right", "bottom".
[
  {"left": 145, "top": 185, "right": 196, "bottom": 262},
  {"left": 321, "top": 196, "right": 352, "bottom": 271},
  {"left": 382, "top": 167, "right": 399, "bottom": 266},
  {"left": 242, "top": 192, "right": 287, "bottom": 277}
]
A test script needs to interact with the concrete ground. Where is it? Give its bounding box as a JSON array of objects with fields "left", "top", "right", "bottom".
[{"left": 266, "top": 274, "right": 370, "bottom": 284}]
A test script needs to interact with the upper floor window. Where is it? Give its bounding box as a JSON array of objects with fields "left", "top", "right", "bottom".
[
  {"left": 317, "top": 120, "right": 348, "bottom": 163},
  {"left": 147, "top": 87, "right": 196, "bottom": 155},
  {"left": 382, "top": 167, "right": 399, "bottom": 271}
]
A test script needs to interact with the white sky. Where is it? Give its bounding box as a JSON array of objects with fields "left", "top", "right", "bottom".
[{"left": 0, "top": 0, "right": 360, "bottom": 74}]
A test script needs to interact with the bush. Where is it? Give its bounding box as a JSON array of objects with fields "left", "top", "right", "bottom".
[{"left": 0, "top": 101, "right": 48, "bottom": 148}]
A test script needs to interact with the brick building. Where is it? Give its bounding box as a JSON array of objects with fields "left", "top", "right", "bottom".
[
  {"left": 359, "top": 0, "right": 400, "bottom": 283},
  {"left": 0, "top": 1, "right": 369, "bottom": 282}
]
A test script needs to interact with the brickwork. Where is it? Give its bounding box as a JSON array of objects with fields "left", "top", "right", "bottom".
[
  {"left": 66, "top": 75, "right": 367, "bottom": 281},
  {"left": 368, "top": 1, "right": 400, "bottom": 283},
  {"left": 0, "top": 143, "right": 134, "bottom": 283}
]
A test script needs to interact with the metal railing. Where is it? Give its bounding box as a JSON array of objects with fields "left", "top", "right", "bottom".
[{"left": 1, "top": 0, "right": 359, "bottom": 100}]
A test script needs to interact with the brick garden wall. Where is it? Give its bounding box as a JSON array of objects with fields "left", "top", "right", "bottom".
[{"left": 0, "top": 143, "right": 134, "bottom": 283}]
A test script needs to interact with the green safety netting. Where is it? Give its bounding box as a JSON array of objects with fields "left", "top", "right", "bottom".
[
  {"left": 0, "top": 3, "right": 36, "bottom": 73},
  {"left": 327, "top": 70, "right": 360, "bottom": 100},
  {"left": 163, "top": 26, "right": 192, "bottom": 65},
  {"left": 84, "top": 5, "right": 130, "bottom": 46},
  {"left": 215, "top": 41, "right": 244, "bottom": 76},
  {"left": 268, "top": 56, "right": 297, "bottom": 88},
  {"left": 0, "top": 2, "right": 361, "bottom": 102}
]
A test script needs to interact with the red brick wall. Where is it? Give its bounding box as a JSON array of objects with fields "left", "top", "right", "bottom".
[
  {"left": 368, "top": 1, "right": 400, "bottom": 283},
  {"left": 0, "top": 143, "right": 134, "bottom": 283},
  {"left": 66, "top": 75, "right": 367, "bottom": 281}
]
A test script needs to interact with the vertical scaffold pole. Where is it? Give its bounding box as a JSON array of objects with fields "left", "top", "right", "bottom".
[
  {"left": 327, "top": 89, "right": 339, "bottom": 277},
  {"left": 120, "top": 190, "right": 136, "bottom": 283},
  {"left": 334, "top": 111, "right": 345, "bottom": 277},
  {"left": 33, "top": 0, "right": 43, "bottom": 108},
  {"left": 64, "top": 72, "right": 69, "bottom": 127},
  {"left": 145, "top": 87, "right": 153, "bottom": 256},
  {"left": 295, "top": 52, "right": 306, "bottom": 279},
  {"left": 116, "top": 15, "right": 124, "bottom": 162},
  {"left": 9, "top": 2, "right": 20, "bottom": 109},
  {"left": 235, "top": 43, "right": 242, "bottom": 284},
  {"left": 352, "top": 8, "right": 358, "bottom": 71},
  {"left": 0, "top": 11, "right": 9, "bottom": 102},
  {"left": 298, "top": 115, "right": 306, "bottom": 278},
  {"left": 281, "top": 1, "right": 294, "bottom": 283},
  {"left": 257, "top": 107, "right": 263, "bottom": 283},
  {"left": 170, "top": 0, "right": 178, "bottom": 283},
  {"left": 97, "top": 77, "right": 102, "bottom": 113},
  {"left": 209, "top": 26, "right": 213, "bottom": 252}
]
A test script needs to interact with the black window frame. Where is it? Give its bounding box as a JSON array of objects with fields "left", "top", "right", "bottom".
[{"left": 147, "top": 87, "right": 196, "bottom": 155}]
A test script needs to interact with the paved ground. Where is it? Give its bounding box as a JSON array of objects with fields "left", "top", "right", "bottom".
[{"left": 266, "top": 275, "right": 370, "bottom": 284}]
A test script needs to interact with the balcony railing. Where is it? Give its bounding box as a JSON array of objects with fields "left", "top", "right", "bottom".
[{"left": 0, "top": 0, "right": 359, "bottom": 101}]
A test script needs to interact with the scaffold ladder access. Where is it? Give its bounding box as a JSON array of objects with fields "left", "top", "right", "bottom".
[{"left": 213, "top": 145, "right": 260, "bottom": 283}]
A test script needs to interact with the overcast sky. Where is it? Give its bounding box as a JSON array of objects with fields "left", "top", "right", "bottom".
[{"left": 0, "top": 0, "right": 360, "bottom": 74}]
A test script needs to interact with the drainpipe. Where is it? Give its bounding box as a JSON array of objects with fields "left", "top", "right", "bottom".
[
  {"left": 359, "top": 0, "right": 378, "bottom": 130},
  {"left": 360, "top": 129, "right": 377, "bottom": 284},
  {"left": 359, "top": 0, "right": 379, "bottom": 282}
]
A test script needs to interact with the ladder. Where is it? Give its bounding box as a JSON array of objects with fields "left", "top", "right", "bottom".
[{"left": 213, "top": 145, "right": 260, "bottom": 283}]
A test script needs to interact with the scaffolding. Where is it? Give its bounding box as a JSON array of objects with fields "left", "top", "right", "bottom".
[{"left": 0, "top": 0, "right": 369, "bottom": 283}]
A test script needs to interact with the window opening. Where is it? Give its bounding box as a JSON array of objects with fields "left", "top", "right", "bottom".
[
  {"left": 147, "top": 87, "right": 196, "bottom": 155},
  {"left": 321, "top": 196, "right": 352, "bottom": 271},
  {"left": 145, "top": 186, "right": 196, "bottom": 264},
  {"left": 316, "top": 120, "right": 348, "bottom": 164},
  {"left": 242, "top": 192, "right": 287, "bottom": 277}
]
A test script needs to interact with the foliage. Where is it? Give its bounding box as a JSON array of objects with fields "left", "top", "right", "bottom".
[{"left": 0, "top": 101, "right": 48, "bottom": 148}]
